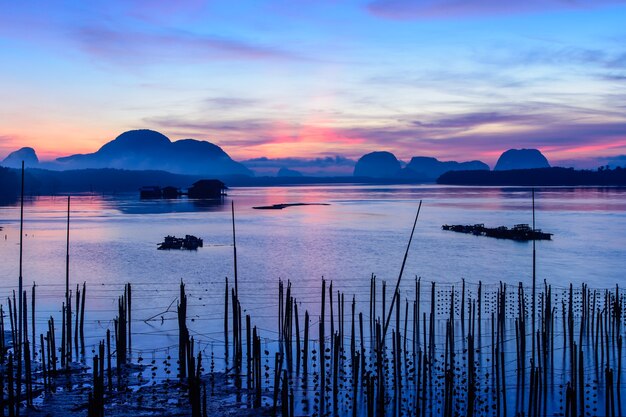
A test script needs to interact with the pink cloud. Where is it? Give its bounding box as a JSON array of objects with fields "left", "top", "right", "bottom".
[
  {"left": 144, "top": 110, "right": 626, "bottom": 165},
  {"left": 0, "top": 135, "right": 26, "bottom": 159}
]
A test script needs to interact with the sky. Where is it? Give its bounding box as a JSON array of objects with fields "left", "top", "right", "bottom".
[{"left": 1, "top": 0, "right": 626, "bottom": 168}]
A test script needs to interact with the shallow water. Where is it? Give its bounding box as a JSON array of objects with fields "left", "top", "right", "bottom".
[
  {"left": 1, "top": 185, "right": 624, "bottom": 287},
  {"left": 0, "top": 185, "right": 624, "bottom": 361},
  {"left": 1, "top": 185, "right": 625, "bottom": 415}
]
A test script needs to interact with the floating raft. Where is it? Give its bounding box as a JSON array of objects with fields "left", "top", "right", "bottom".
[
  {"left": 442, "top": 223, "right": 553, "bottom": 241},
  {"left": 157, "top": 235, "right": 204, "bottom": 250}
]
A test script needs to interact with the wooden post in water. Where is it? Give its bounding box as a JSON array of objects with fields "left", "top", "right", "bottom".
[
  {"left": 8, "top": 352, "right": 15, "bottom": 417},
  {"left": 303, "top": 310, "right": 309, "bottom": 378},
  {"left": 178, "top": 281, "right": 188, "bottom": 380},
  {"left": 531, "top": 188, "right": 537, "bottom": 361},
  {"left": 231, "top": 201, "right": 238, "bottom": 296},
  {"left": 320, "top": 279, "right": 326, "bottom": 417},
  {"left": 23, "top": 290, "right": 32, "bottom": 407},
  {"left": 224, "top": 277, "right": 228, "bottom": 361},
  {"left": 126, "top": 283, "right": 132, "bottom": 357},
  {"left": 106, "top": 329, "right": 112, "bottom": 392},
  {"left": 80, "top": 282, "right": 86, "bottom": 356},
  {"left": 75, "top": 284, "right": 79, "bottom": 361},
  {"left": 329, "top": 282, "right": 334, "bottom": 356},
  {"left": 31, "top": 283, "right": 35, "bottom": 362},
  {"left": 0, "top": 352, "right": 4, "bottom": 414},
  {"left": 0, "top": 304, "right": 6, "bottom": 362},
  {"left": 49, "top": 316, "right": 57, "bottom": 372},
  {"left": 61, "top": 303, "right": 66, "bottom": 369},
  {"left": 246, "top": 314, "right": 251, "bottom": 389},
  {"left": 295, "top": 302, "right": 301, "bottom": 375},
  {"left": 17, "top": 160, "right": 25, "bottom": 415},
  {"left": 65, "top": 195, "right": 71, "bottom": 368},
  {"left": 8, "top": 297, "right": 15, "bottom": 357},
  {"left": 40, "top": 333, "right": 46, "bottom": 391},
  {"left": 383, "top": 200, "right": 422, "bottom": 340}
]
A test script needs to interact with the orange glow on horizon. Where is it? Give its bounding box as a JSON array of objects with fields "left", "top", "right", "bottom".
[{"left": 2, "top": 124, "right": 626, "bottom": 167}]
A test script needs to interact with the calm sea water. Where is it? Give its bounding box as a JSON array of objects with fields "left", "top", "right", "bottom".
[{"left": 0, "top": 185, "right": 625, "bottom": 355}]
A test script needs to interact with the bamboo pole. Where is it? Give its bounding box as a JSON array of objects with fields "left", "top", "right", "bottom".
[
  {"left": 65, "top": 196, "right": 71, "bottom": 368},
  {"left": 17, "top": 160, "right": 25, "bottom": 417},
  {"left": 383, "top": 200, "right": 422, "bottom": 340},
  {"left": 231, "top": 201, "right": 238, "bottom": 296}
]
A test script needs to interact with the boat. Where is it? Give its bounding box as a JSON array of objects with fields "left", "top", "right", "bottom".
[
  {"left": 157, "top": 235, "right": 204, "bottom": 250},
  {"left": 442, "top": 223, "right": 552, "bottom": 241}
]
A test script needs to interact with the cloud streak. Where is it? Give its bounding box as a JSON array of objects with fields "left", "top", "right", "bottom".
[
  {"left": 143, "top": 108, "right": 626, "bottom": 167},
  {"left": 367, "top": 0, "right": 626, "bottom": 19},
  {"left": 0, "top": 135, "right": 26, "bottom": 159},
  {"left": 412, "top": 112, "right": 547, "bottom": 129},
  {"left": 74, "top": 26, "right": 303, "bottom": 64},
  {"left": 202, "top": 97, "right": 261, "bottom": 109},
  {"left": 340, "top": 120, "right": 626, "bottom": 165},
  {"left": 242, "top": 156, "right": 356, "bottom": 176}
]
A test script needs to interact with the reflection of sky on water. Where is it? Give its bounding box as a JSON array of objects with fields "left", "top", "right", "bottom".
[
  {"left": 115, "top": 197, "right": 227, "bottom": 214},
  {"left": 0, "top": 185, "right": 624, "bottom": 358}
]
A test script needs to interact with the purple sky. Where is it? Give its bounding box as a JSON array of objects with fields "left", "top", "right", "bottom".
[{"left": 1, "top": 0, "right": 625, "bottom": 168}]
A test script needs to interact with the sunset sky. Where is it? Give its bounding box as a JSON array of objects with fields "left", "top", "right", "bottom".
[{"left": 1, "top": 0, "right": 625, "bottom": 167}]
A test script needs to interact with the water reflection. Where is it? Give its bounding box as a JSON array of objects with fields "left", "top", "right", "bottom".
[
  {"left": 0, "top": 185, "right": 625, "bottom": 292},
  {"left": 2, "top": 186, "right": 626, "bottom": 214},
  {"left": 116, "top": 197, "right": 228, "bottom": 214}
]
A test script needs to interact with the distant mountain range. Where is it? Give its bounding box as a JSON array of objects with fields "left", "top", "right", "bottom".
[
  {"left": 3, "top": 128, "right": 601, "bottom": 189},
  {"left": 1, "top": 132, "right": 625, "bottom": 198},
  {"left": 1, "top": 129, "right": 558, "bottom": 180},
  {"left": 277, "top": 167, "right": 303, "bottom": 177},
  {"left": 2, "top": 130, "right": 251, "bottom": 177},
  {"left": 405, "top": 156, "right": 489, "bottom": 180},
  {"left": 55, "top": 130, "right": 251, "bottom": 176},
  {"left": 438, "top": 166, "right": 626, "bottom": 186},
  {"left": 352, "top": 151, "right": 491, "bottom": 180}
]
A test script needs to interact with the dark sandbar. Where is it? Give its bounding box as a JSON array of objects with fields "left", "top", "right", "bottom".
[{"left": 252, "top": 202, "right": 330, "bottom": 210}]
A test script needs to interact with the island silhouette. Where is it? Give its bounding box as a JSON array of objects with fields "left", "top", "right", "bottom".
[{"left": 1, "top": 130, "right": 625, "bottom": 198}]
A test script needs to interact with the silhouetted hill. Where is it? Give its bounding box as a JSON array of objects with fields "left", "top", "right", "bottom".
[
  {"left": 0, "top": 166, "right": 202, "bottom": 198},
  {"left": 277, "top": 167, "right": 303, "bottom": 177},
  {"left": 55, "top": 129, "right": 251, "bottom": 176},
  {"left": 0, "top": 167, "right": 19, "bottom": 203},
  {"left": 20, "top": 168, "right": 202, "bottom": 195},
  {"left": 353, "top": 151, "right": 401, "bottom": 178},
  {"left": 2, "top": 147, "right": 39, "bottom": 168},
  {"left": 0, "top": 166, "right": 437, "bottom": 200},
  {"left": 494, "top": 148, "right": 550, "bottom": 171},
  {"left": 406, "top": 156, "right": 489, "bottom": 180},
  {"left": 438, "top": 166, "right": 626, "bottom": 186}
]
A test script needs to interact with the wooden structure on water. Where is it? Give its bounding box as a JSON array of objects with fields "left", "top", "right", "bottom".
[
  {"left": 162, "top": 186, "right": 180, "bottom": 199},
  {"left": 442, "top": 223, "right": 553, "bottom": 241},
  {"left": 157, "top": 235, "right": 204, "bottom": 250},
  {"left": 139, "top": 186, "right": 181, "bottom": 199},
  {"left": 139, "top": 186, "right": 163, "bottom": 199},
  {"left": 139, "top": 179, "right": 226, "bottom": 200},
  {"left": 187, "top": 179, "right": 227, "bottom": 199}
]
